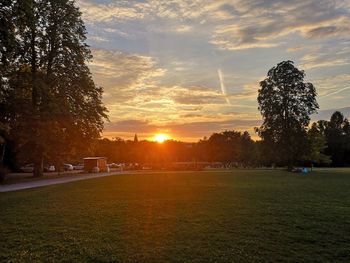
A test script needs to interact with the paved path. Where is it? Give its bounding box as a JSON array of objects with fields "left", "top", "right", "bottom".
[
  {"left": 0, "top": 170, "right": 189, "bottom": 193},
  {"left": 0, "top": 172, "right": 116, "bottom": 193}
]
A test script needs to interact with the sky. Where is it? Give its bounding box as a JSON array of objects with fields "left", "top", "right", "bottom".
[{"left": 76, "top": 0, "right": 350, "bottom": 141}]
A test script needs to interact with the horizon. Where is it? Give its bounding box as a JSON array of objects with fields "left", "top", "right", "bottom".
[
  {"left": 101, "top": 107, "right": 350, "bottom": 143},
  {"left": 77, "top": 0, "right": 350, "bottom": 142}
]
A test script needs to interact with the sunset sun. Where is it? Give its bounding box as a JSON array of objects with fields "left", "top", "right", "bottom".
[{"left": 154, "top": 134, "right": 169, "bottom": 143}]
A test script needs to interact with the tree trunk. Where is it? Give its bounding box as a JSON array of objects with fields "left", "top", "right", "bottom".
[
  {"left": 0, "top": 143, "right": 5, "bottom": 164},
  {"left": 33, "top": 154, "right": 44, "bottom": 177}
]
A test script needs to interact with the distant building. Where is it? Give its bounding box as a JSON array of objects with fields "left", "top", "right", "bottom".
[
  {"left": 134, "top": 133, "right": 138, "bottom": 143},
  {"left": 83, "top": 157, "right": 107, "bottom": 173}
]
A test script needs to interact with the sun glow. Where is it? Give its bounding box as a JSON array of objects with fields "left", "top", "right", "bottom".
[{"left": 154, "top": 134, "right": 169, "bottom": 143}]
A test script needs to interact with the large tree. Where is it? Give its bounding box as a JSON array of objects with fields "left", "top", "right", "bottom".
[
  {"left": 257, "top": 61, "right": 318, "bottom": 168},
  {"left": 0, "top": 0, "right": 107, "bottom": 176}
]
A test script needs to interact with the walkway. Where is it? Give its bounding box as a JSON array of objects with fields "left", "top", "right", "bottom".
[{"left": 0, "top": 172, "right": 115, "bottom": 193}]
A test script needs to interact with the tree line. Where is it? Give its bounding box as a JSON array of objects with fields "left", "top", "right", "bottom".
[
  {"left": 90, "top": 110, "right": 349, "bottom": 169},
  {"left": 3, "top": 108, "right": 349, "bottom": 173}
]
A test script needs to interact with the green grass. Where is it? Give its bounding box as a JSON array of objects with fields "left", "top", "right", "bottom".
[{"left": 1, "top": 169, "right": 350, "bottom": 262}]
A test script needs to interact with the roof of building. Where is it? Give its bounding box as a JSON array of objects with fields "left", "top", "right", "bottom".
[{"left": 83, "top": 157, "right": 107, "bottom": 160}]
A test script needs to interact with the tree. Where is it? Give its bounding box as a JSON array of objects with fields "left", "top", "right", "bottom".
[
  {"left": 323, "top": 111, "right": 350, "bottom": 166},
  {"left": 0, "top": 0, "right": 107, "bottom": 176},
  {"left": 206, "top": 131, "right": 242, "bottom": 166},
  {"left": 306, "top": 123, "right": 331, "bottom": 167},
  {"left": 257, "top": 61, "right": 318, "bottom": 169},
  {"left": 198, "top": 130, "right": 256, "bottom": 167},
  {"left": 240, "top": 131, "right": 256, "bottom": 167}
]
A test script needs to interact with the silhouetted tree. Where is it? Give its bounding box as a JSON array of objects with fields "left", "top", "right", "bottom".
[
  {"left": 240, "top": 131, "right": 256, "bottom": 167},
  {"left": 257, "top": 61, "right": 318, "bottom": 169},
  {"left": 323, "top": 112, "right": 350, "bottom": 166},
  {"left": 0, "top": 0, "right": 107, "bottom": 176}
]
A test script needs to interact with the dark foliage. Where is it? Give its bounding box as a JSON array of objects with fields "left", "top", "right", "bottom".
[
  {"left": 0, "top": 0, "right": 108, "bottom": 176},
  {"left": 313, "top": 111, "right": 350, "bottom": 166},
  {"left": 91, "top": 130, "right": 258, "bottom": 168},
  {"left": 257, "top": 61, "right": 318, "bottom": 168}
]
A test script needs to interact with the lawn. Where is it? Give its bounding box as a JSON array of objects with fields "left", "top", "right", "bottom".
[{"left": 1, "top": 169, "right": 350, "bottom": 262}]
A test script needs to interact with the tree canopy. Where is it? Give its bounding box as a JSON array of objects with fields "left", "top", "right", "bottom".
[
  {"left": 0, "top": 0, "right": 107, "bottom": 176},
  {"left": 313, "top": 111, "right": 350, "bottom": 166},
  {"left": 257, "top": 61, "right": 319, "bottom": 168}
]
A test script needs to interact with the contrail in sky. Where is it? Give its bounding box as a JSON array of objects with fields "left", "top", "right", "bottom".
[
  {"left": 320, "top": 86, "right": 350, "bottom": 98},
  {"left": 217, "top": 68, "right": 230, "bottom": 105}
]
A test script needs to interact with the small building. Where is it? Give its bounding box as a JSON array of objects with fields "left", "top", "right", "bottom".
[{"left": 83, "top": 157, "right": 108, "bottom": 173}]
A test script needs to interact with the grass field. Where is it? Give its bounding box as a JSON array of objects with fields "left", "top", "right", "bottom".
[{"left": 1, "top": 169, "right": 350, "bottom": 262}]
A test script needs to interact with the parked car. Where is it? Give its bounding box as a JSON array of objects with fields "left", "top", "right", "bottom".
[
  {"left": 107, "top": 163, "right": 116, "bottom": 168},
  {"left": 64, "top": 164, "right": 74, "bottom": 171},
  {"left": 73, "top": 164, "right": 84, "bottom": 170},
  {"left": 20, "top": 164, "right": 34, "bottom": 173},
  {"left": 44, "top": 165, "right": 55, "bottom": 172},
  {"left": 21, "top": 164, "right": 55, "bottom": 173}
]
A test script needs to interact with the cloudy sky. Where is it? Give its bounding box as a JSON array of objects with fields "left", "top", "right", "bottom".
[{"left": 77, "top": 0, "right": 350, "bottom": 141}]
